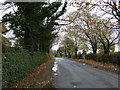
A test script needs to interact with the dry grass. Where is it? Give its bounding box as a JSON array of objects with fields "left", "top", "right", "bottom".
[{"left": 74, "top": 59, "right": 120, "bottom": 73}]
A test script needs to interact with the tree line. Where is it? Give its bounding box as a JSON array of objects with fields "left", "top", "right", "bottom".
[{"left": 56, "top": 1, "right": 120, "bottom": 58}]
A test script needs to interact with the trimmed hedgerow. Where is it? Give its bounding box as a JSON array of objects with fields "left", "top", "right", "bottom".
[
  {"left": 2, "top": 50, "right": 49, "bottom": 88},
  {"left": 85, "top": 52, "right": 120, "bottom": 66}
]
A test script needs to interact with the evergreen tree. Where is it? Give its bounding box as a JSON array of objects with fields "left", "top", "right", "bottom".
[{"left": 2, "top": 2, "right": 67, "bottom": 53}]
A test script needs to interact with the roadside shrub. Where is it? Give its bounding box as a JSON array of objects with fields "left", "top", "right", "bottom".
[
  {"left": 2, "top": 50, "right": 49, "bottom": 88},
  {"left": 86, "top": 52, "right": 120, "bottom": 66},
  {"left": 71, "top": 54, "right": 83, "bottom": 59},
  {"left": 2, "top": 46, "right": 23, "bottom": 53}
]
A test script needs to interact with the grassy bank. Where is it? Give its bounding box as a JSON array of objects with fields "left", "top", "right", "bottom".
[
  {"left": 10, "top": 59, "right": 54, "bottom": 88},
  {"left": 2, "top": 50, "right": 50, "bottom": 88},
  {"left": 64, "top": 57, "right": 120, "bottom": 73}
]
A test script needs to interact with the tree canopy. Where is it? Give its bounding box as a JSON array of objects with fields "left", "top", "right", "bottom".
[{"left": 2, "top": 2, "right": 67, "bottom": 53}]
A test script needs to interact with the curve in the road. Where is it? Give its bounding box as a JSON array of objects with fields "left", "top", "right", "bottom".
[{"left": 52, "top": 58, "right": 118, "bottom": 88}]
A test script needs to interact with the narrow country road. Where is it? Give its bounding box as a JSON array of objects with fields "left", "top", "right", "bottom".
[{"left": 52, "top": 58, "right": 119, "bottom": 88}]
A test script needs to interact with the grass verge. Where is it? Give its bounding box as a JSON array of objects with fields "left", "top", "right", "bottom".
[
  {"left": 9, "top": 59, "right": 55, "bottom": 88},
  {"left": 64, "top": 57, "right": 120, "bottom": 74},
  {"left": 2, "top": 51, "right": 49, "bottom": 88}
]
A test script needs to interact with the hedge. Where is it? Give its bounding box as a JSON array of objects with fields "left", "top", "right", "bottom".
[
  {"left": 2, "top": 50, "right": 49, "bottom": 88},
  {"left": 85, "top": 52, "right": 120, "bottom": 66}
]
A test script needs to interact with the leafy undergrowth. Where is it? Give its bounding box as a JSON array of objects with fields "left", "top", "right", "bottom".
[
  {"left": 9, "top": 59, "right": 55, "bottom": 88},
  {"left": 68, "top": 58, "right": 120, "bottom": 73}
]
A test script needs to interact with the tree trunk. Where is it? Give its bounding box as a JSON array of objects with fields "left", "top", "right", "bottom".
[
  {"left": 24, "top": 29, "right": 31, "bottom": 51},
  {"left": 104, "top": 47, "right": 110, "bottom": 54},
  {"left": 68, "top": 52, "right": 71, "bottom": 58},
  {"left": 74, "top": 47, "right": 78, "bottom": 58},
  {"left": 64, "top": 50, "right": 67, "bottom": 57},
  {"left": 91, "top": 44, "right": 97, "bottom": 54}
]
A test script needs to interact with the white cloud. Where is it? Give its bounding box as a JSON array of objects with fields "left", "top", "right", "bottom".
[{"left": 0, "top": 0, "right": 6, "bottom": 3}]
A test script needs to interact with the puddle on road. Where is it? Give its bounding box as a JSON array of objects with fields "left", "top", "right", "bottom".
[
  {"left": 52, "top": 61, "right": 58, "bottom": 76},
  {"left": 82, "top": 63, "right": 86, "bottom": 65}
]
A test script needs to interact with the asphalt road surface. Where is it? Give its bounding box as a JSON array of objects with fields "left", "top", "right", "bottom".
[{"left": 52, "top": 58, "right": 119, "bottom": 88}]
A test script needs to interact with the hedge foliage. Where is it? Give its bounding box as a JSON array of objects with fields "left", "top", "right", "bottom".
[
  {"left": 85, "top": 52, "right": 120, "bottom": 66},
  {"left": 2, "top": 50, "right": 49, "bottom": 88}
]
